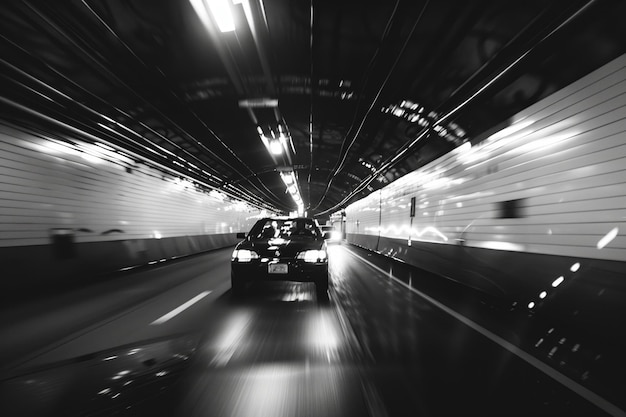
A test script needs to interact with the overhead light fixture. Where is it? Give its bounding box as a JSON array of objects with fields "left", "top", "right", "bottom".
[
  {"left": 259, "top": 129, "right": 284, "bottom": 157},
  {"left": 280, "top": 171, "right": 295, "bottom": 186},
  {"left": 279, "top": 170, "right": 303, "bottom": 211},
  {"left": 190, "top": 0, "right": 236, "bottom": 33},
  {"left": 239, "top": 98, "right": 279, "bottom": 108},
  {"left": 208, "top": 0, "right": 236, "bottom": 32},
  {"left": 269, "top": 139, "right": 283, "bottom": 155}
]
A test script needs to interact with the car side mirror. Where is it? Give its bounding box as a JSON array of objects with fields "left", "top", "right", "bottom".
[
  {"left": 236, "top": 232, "right": 246, "bottom": 239},
  {"left": 323, "top": 232, "right": 331, "bottom": 239}
]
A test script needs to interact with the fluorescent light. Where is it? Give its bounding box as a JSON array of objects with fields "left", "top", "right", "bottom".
[
  {"left": 207, "top": 0, "right": 235, "bottom": 32},
  {"left": 597, "top": 227, "right": 618, "bottom": 249},
  {"left": 551, "top": 276, "right": 564, "bottom": 288},
  {"left": 239, "top": 98, "right": 279, "bottom": 108},
  {"left": 269, "top": 139, "right": 283, "bottom": 155},
  {"left": 475, "top": 241, "right": 525, "bottom": 252},
  {"left": 191, "top": 0, "right": 235, "bottom": 33},
  {"left": 281, "top": 173, "right": 294, "bottom": 185}
]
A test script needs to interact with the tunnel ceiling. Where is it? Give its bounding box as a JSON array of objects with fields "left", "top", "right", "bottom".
[{"left": 1, "top": 0, "right": 625, "bottom": 216}]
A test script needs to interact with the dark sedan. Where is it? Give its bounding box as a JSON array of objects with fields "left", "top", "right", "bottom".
[{"left": 231, "top": 217, "right": 329, "bottom": 295}]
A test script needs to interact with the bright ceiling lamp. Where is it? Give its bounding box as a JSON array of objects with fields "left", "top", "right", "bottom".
[
  {"left": 208, "top": 0, "right": 236, "bottom": 32},
  {"left": 269, "top": 138, "right": 283, "bottom": 155},
  {"left": 190, "top": 0, "right": 236, "bottom": 33},
  {"left": 279, "top": 170, "right": 303, "bottom": 209},
  {"left": 280, "top": 172, "right": 294, "bottom": 185}
]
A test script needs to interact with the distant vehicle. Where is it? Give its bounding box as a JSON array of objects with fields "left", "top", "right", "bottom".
[
  {"left": 231, "top": 217, "right": 330, "bottom": 295},
  {"left": 320, "top": 224, "right": 342, "bottom": 244}
]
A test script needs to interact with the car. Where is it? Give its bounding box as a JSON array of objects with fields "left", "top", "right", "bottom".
[
  {"left": 231, "top": 217, "right": 330, "bottom": 296},
  {"left": 320, "top": 224, "right": 342, "bottom": 244}
]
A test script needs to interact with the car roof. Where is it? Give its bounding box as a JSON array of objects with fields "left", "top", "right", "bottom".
[{"left": 257, "top": 217, "right": 317, "bottom": 222}]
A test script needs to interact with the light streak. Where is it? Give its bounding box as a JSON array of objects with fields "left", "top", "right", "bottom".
[{"left": 364, "top": 224, "right": 448, "bottom": 241}]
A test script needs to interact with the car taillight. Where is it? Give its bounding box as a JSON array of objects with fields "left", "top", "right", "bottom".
[
  {"left": 296, "top": 249, "right": 327, "bottom": 263},
  {"left": 232, "top": 249, "right": 259, "bottom": 262}
]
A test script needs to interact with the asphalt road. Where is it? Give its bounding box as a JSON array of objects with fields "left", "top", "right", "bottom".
[{"left": 0, "top": 244, "right": 621, "bottom": 416}]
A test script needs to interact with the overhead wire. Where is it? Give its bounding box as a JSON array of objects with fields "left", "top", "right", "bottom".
[
  {"left": 316, "top": 0, "right": 598, "bottom": 216},
  {"left": 0, "top": 16, "right": 281, "bottom": 210},
  {"left": 80, "top": 0, "right": 289, "bottom": 210},
  {"left": 311, "top": 0, "right": 426, "bottom": 211},
  {"left": 17, "top": 0, "right": 289, "bottom": 211}
]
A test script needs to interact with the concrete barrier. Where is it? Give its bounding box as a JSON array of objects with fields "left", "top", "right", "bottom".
[{"left": 1, "top": 233, "right": 240, "bottom": 296}]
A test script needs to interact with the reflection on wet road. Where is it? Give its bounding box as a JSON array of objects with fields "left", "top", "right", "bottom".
[
  {"left": 175, "top": 245, "right": 612, "bottom": 416},
  {"left": 0, "top": 245, "right": 620, "bottom": 416},
  {"left": 178, "top": 287, "right": 370, "bottom": 417}
]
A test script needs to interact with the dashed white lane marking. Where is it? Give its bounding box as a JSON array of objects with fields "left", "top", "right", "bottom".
[
  {"left": 346, "top": 249, "right": 626, "bottom": 417},
  {"left": 150, "top": 290, "right": 212, "bottom": 325}
]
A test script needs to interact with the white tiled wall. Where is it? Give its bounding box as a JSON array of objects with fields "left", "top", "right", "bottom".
[
  {"left": 345, "top": 54, "right": 626, "bottom": 262},
  {"left": 0, "top": 126, "right": 270, "bottom": 247}
]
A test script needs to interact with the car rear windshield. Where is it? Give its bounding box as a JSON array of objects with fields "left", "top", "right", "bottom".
[{"left": 250, "top": 218, "right": 322, "bottom": 239}]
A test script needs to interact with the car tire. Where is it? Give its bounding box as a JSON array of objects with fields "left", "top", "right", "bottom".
[
  {"left": 315, "top": 273, "right": 329, "bottom": 295},
  {"left": 231, "top": 275, "right": 245, "bottom": 296}
]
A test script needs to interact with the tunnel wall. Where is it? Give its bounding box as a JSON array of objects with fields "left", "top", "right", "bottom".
[
  {"left": 343, "top": 53, "right": 626, "bottom": 311},
  {"left": 0, "top": 126, "right": 271, "bottom": 292}
]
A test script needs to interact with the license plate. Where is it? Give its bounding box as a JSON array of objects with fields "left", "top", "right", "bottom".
[{"left": 268, "top": 263, "right": 288, "bottom": 274}]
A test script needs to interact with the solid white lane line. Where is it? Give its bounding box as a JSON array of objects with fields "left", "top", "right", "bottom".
[
  {"left": 345, "top": 249, "right": 626, "bottom": 417},
  {"left": 150, "top": 291, "right": 212, "bottom": 325}
]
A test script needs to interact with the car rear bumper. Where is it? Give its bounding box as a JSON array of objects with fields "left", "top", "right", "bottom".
[{"left": 231, "top": 260, "right": 328, "bottom": 283}]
